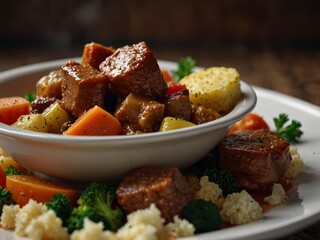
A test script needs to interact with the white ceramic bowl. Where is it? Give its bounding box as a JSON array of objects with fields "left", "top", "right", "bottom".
[{"left": 0, "top": 59, "right": 256, "bottom": 182}]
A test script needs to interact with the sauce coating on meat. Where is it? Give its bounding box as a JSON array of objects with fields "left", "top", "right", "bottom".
[
  {"left": 116, "top": 167, "right": 193, "bottom": 222},
  {"left": 219, "top": 129, "right": 291, "bottom": 191},
  {"left": 82, "top": 42, "right": 115, "bottom": 70},
  {"left": 99, "top": 41, "right": 168, "bottom": 100},
  {"left": 61, "top": 61, "right": 108, "bottom": 117}
]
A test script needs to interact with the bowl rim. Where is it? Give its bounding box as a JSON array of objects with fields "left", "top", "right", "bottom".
[{"left": 0, "top": 59, "right": 257, "bottom": 144}]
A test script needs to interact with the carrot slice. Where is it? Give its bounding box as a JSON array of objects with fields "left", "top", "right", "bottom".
[
  {"left": 161, "top": 69, "right": 176, "bottom": 85},
  {"left": 64, "top": 105, "right": 123, "bottom": 136},
  {"left": 6, "top": 175, "right": 81, "bottom": 206},
  {"left": 0, "top": 96, "right": 31, "bottom": 125}
]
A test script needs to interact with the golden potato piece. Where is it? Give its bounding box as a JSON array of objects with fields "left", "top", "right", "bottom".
[
  {"left": 159, "top": 117, "right": 195, "bottom": 131},
  {"left": 12, "top": 114, "right": 48, "bottom": 132},
  {"left": 180, "top": 67, "right": 241, "bottom": 113}
]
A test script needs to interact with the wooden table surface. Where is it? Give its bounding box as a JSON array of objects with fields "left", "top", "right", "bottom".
[{"left": 0, "top": 44, "right": 319, "bottom": 239}]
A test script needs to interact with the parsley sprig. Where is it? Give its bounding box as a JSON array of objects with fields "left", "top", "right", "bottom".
[
  {"left": 273, "top": 113, "right": 303, "bottom": 142},
  {"left": 24, "top": 92, "right": 36, "bottom": 102},
  {"left": 173, "top": 56, "right": 196, "bottom": 82}
]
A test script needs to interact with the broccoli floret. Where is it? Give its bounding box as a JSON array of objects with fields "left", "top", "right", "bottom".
[
  {"left": 45, "top": 193, "right": 72, "bottom": 226},
  {"left": 4, "top": 165, "right": 23, "bottom": 177},
  {"left": 67, "top": 182, "right": 124, "bottom": 233},
  {"left": 66, "top": 205, "right": 106, "bottom": 233},
  {"left": 0, "top": 188, "right": 15, "bottom": 214},
  {"left": 183, "top": 199, "right": 221, "bottom": 233},
  {"left": 203, "top": 168, "right": 240, "bottom": 197}
]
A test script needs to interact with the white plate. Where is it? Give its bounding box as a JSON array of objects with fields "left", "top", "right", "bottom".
[{"left": 1, "top": 84, "right": 320, "bottom": 240}]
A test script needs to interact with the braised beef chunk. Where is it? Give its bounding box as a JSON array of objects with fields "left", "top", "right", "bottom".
[
  {"left": 192, "top": 106, "right": 221, "bottom": 124},
  {"left": 31, "top": 97, "right": 58, "bottom": 114},
  {"left": 219, "top": 129, "right": 291, "bottom": 191},
  {"left": 164, "top": 90, "right": 192, "bottom": 121},
  {"left": 61, "top": 61, "right": 108, "bottom": 117},
  {"left": 82, "top": 42, "right": 115, "bottom": 70},
  {"left": 99, "top": 41, "right": 167, "bottom": 100},
  {"left": 114, "top": 94, "right": 165, "bottom": 134},
  {"left": 36, "top": 69, "right": 64, "bottom": 99},
  {"left": 116, "top": 167, "right": 193, "bottom": 222}
]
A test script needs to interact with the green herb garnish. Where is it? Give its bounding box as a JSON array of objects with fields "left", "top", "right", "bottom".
[
  {"left": 273, "top": 113, "right": 303, "bottom": 142},
  {"left": 24, "top": 92, "right": 36, "bottom": 102},
  {"left": 173, "top": 56, "right": 196, "bottom": 82}
]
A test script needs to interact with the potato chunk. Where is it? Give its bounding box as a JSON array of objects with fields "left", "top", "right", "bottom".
[
  {"left": 12, "top": 114, "right": 48, "bottom": 132},
  {"left": 180, "top": 67, "right": 241, "bottom": 113},
  {"left": 159, "top": 117, "right": 195, "bottom": 131},
  {"left": 42, "top": 101, "right": 72, "bottom": 133}
]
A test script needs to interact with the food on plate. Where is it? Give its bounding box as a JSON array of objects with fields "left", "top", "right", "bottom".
[
  {"left": 0, "top": 114, "right": 305, "bottom": 238},
  {"left": 0, "top": 38, "right": 306, "bottom": 238},
  {"left": 0, "top": 96, "right": 31, "bottom": 125},
  {"left": 114, "top": 93, "right": 165, "bottom": 134},
  {"left": 0, "top": 41, "right": 241, "bottom": 136},
  {"left": 64, "top": 105, "right": 122, "bottom": 136},
  {"left": 180, "top": 66, "right": 241, "bottom": 113},
  {"left": 116, "top": 167, "right": 192, "bottom": 223},
  {"left": 172, "top": 56, "right": 196, "bottom": 82},
  {"left": 81, "top": 42, "right": 115, "bottom": 70},
  {"left": 219, "top": 129, "right": 291, "bottom": 190},
  {"left": 220, "top": 190, "right": 263, "bottom": 225},
  {"left": 228, "top": 113, "right": 269, "bottom": 135},
  {"left": 159, "top": 117, "right": 195, "bottom": 132},
  {"left": 182, "top": 199, "right": 221, "bottom": 233},
  {"left": 36, "top": 69, "right": 64, "bottom": 99},
  {"left": 273, "top": 113, "right": 303, "bottom": 142},
  {"left": 5, "top": 175, "right": 81, "bottom": 206},
  {"left": 45, "top": 193, "right": 73, "bottom": 226},
  {"left": 264, "top": 183, "right": 287, "bottom": 206}
]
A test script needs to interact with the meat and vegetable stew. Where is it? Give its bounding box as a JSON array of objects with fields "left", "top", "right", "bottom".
[
  {"left": 0, "top": 41, "right": 305, "bottom": 239},
  {"left": 0, "top": 41, "right": 242, "bottom": 135}
]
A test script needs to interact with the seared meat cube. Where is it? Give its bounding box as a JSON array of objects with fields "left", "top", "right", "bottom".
[
  {"left": 114, "top": 94, "right": 165, "bottom": 134},
  {"left": 82, "top": 42, "right": 115, "bottom": 70},
  {"left": 219, "top": 129, "right": 291, "bottom": 191},
  {"left": 31, "top": 97, "right": 58, "bottom": 114},
  {"left": 61, "top": 61, "right": 108, "bottom": 117},
  {"left": 164, "top": 90, "right": 192, "bottom": 121},
  {"left": 36, "top": 69, "right": 64, "bottom": 99},
  {"left": 116, "top": 167, "right": 193, "bottom": 222},
  {"left": 99, "top": 41, "right": 167, "bottom": 100},
  {"left": 192, "top": 105, "right": 221, "bottom": 124}
]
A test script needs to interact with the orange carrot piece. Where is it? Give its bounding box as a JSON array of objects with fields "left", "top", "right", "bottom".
[
  {"left": 64, "top": 105, "right": 123, "bottom": 136},
  {"left": 161, "top": 69, "right": 176, "bottom": 85},
  {"left": 6, "top": 175, "right": 81, "bottom": 206},
  {"left": 0, "top": 96, "right": 31, "bottom": 125}
]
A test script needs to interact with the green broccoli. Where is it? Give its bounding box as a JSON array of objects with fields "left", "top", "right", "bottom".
[
  {"left": 203, "top": 168, "right": 240, "bottom": 197},
  {"left": 183, "top": 199, "right": 221, "bottom": 233},
  {"left": 0, "top": 188, "right": 15, "bottom": 214},
  {"left": 66, "top": 182, "right": 124, "bottom": 233},
  {"left": 4, "top": 165, "right": 23, "bottom": 177},
  {"left": 66, "top": 205, "right": 107, "bottom": 233},
  {"left": 46, "top": 193, "right": 72, "bottom": 226}
]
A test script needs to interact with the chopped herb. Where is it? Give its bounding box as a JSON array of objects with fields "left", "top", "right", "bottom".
[
  {"left": 173, "top": 56, "right": 196, "bottom": 82},
  {"left": 24, "top": 92, "right": 36, "bottom": 102},
  {"left": 273, "top": 113, "right": 303, "bottom": 142}
]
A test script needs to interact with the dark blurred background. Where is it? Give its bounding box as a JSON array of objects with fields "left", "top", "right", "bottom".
[{"left": 1, "top": 0, "right": 320, "bottom": 105}]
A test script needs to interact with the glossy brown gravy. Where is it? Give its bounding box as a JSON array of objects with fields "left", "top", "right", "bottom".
[{"left": 250, "top": 178, "right": 293, "bottom": 212}]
